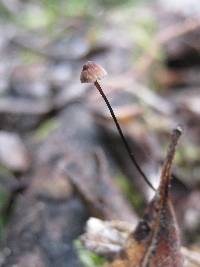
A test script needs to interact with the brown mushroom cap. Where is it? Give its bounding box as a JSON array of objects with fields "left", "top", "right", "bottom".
[{"left": 80, "top": 61, "right": 107, "bottom": 83}]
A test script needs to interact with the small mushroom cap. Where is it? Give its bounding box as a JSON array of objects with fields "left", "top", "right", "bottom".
[{"left": 80, "top": 61, "right": 107, "bottom": 83}]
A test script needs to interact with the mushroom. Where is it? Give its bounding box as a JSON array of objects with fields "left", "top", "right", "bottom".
[
  {"left": 80, "top": 61, "right": 107, "bottom": 83},
  {"left": 80, "top": 61, "right": 155, "bottom": 191}
]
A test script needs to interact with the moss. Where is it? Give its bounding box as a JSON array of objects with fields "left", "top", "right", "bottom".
[
  {"left": 75, "top": 240, "right": 106, "bottom": 267},
  {"left": 0, "top": 186, "right": 10, "bottom": 239},
  {"left": 176, "top": 144, "right": 200, "bottom": 166},
  {"left": 34, "top": 118, "right": 59, "bottom": 141},
  {"left": 116, "top": 174, "right": 145, "bottom": 214}
]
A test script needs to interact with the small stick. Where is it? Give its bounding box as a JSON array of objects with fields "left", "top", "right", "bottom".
[{"left": 159, "top": 126, "right": 182, "bottom": 202}]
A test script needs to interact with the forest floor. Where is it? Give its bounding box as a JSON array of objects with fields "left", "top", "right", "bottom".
[{"left": 0, "top": 0, "right": 200, "bottom": 266}]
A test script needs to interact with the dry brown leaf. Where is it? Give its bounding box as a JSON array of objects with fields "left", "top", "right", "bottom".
[
  {"left": 107, "top": 127, "right": 184, "bottom": 267},
  {"left": 81, "top": 218, "right": 200, "bottom": 267}
]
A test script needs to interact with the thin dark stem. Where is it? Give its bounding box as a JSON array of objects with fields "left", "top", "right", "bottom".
[{"left": 94, "top": 80, "right": 155, "bottom": 191}]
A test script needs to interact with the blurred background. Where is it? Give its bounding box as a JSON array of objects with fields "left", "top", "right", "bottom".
[{"left": 0, "top": 0, "right": 200, "bottom": 266}]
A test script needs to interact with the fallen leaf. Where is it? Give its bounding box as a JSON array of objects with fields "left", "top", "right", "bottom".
[{"left": 108, "top": 127, "right": 184, "bottom": 267}]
